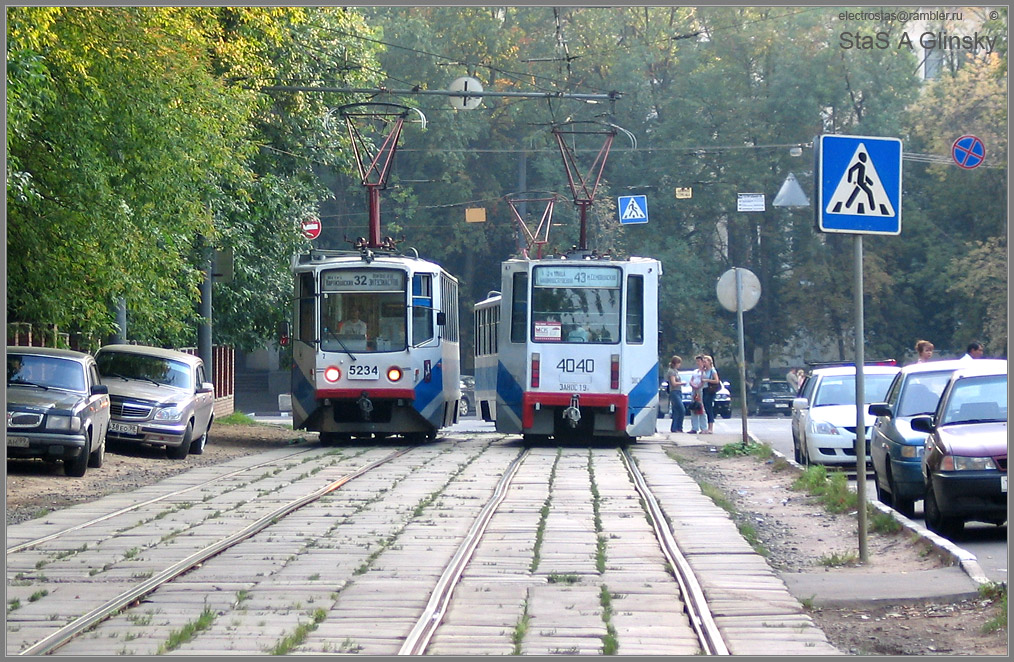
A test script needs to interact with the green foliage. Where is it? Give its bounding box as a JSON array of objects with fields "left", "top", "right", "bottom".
[{"left": 792, "top": 465, "right": 858, "bottom": 513}]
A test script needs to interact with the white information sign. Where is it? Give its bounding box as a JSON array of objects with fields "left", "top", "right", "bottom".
[{"left": 737, "top": 193, "right": 765, "bottom": 212}]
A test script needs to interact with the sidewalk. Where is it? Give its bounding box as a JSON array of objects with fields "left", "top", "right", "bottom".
[{"left": 662, "top": 430, "right": 985, "bottom": 608}]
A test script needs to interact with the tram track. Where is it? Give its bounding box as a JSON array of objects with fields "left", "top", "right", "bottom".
[
  {"left": 8, "top": 433, "right": 833, "bottom": 656},
  {"left": 13, "top": 446, "right": 414, "bottom": 656}
]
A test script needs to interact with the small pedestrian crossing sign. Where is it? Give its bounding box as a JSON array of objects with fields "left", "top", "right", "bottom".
[
  {"left": 618, "top": 195, "right": 648, "bottom": 224},
  {"left": 816, "top": 134, "right": 902, "bottom": 235}
]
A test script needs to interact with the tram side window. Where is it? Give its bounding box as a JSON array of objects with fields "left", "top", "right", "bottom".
[
  {"left": 626, "top": 275, "right": 644, "bottom": 344},
  {"left": 510, "top": 273, "right": 528, "bottom": 343},
  {"left": 298, "top": 273, "right": 315, "bottom": 344},
  {"left": 412, "top": 274, "right": 435, "bottom": 345}
]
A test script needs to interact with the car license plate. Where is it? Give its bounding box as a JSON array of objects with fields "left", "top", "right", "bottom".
[
  {"left": 1002, "top": 475, "right": 1008, "bottom": 493},
  {"left": 6, "top": 436, "right": 29, "bottom": 448},
  {"left": 775, "top": 403, "right": 788, "bottom": 408},
  {"left": 346, "top": 365, "right": 379, "bottom": 380},
  {"left": 110, "top": 422, "right": 138, "bottom": 434}
]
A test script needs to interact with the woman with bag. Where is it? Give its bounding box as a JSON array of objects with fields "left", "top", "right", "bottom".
[
  {"left": 701, "top": 355, "right": 721, "bottom": 434},
  {"left": 687, "top": 356, "right": 707, "bottom": 434}
]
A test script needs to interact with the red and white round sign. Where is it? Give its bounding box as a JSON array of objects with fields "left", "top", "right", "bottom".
[{"left": 301, "top": 217, "right": 321, "bottom": 240}]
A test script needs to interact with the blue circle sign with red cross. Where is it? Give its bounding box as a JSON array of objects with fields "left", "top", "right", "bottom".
[{"left": 952, "top": 135, "right": 985, "bottom": 169}]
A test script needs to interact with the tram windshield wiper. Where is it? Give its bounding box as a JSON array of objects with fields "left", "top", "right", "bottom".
[{"left": 323, "top": 329, "right": 357, "bottom": 361}]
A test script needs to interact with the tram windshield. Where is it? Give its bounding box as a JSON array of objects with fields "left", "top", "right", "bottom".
[
  {"left": 530, "top": 265, "right": 621, "bottom": 344},
  {"left": 319, "top": 268, "right": 407, "bottom": 353}
]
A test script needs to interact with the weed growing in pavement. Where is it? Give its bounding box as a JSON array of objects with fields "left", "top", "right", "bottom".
[
  {"left": 512, "top": 600, "right": 531, "bottom": 654},
  {"left": 216, "top": 411, "right": 257, "bottom": 425},
  {"left": 530, "top": 448, "right": 562, "bottom": 573},
  {"left": 599, "top": 585, "right": 619, "bottom": 654},
  {"left": 268, "top": 608, "right": 327, "bottom": 654},
  {"left": 792, "top": 465, "right": 858, "bottom": 513},
  {"left": 157, "top": 605, "right": 216, "bottom": 654},
  {"left": 718, "top": 439, "right": 773, "bottom": 460},
  {"left": 979, "top": 582, "right": 1008, "bottom": 634},
  {"left": 547, "top": 573, "right": 580, "bottom": 584},
  {"left": 587, "top": 449, "right": 607, "bottom": 574},
  {"left": 819, "top": 550, "right": 860, "bottom": 567},
  {"left": 868, "top": 507, "right": 903, "bottom": 534}
]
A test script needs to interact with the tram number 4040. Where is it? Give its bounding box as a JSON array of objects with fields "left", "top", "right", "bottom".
[{"left": 557, "top": 358, "right": 594, "bottom": 373}]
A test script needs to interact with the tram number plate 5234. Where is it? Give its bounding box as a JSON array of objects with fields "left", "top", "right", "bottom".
[{"left": 347, "top": 365, "right": 379, "bottom": 380}]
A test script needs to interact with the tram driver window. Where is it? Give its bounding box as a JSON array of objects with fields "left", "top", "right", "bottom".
[{"left": 298, "top": 273, "right": 315, "bottom": 344}]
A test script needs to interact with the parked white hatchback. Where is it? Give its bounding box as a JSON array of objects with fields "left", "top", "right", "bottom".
[
  {"left": 791, "top": 364, "right": 900, "bottom": 466},
  {"left": 95, "top": 345, "right": 215, "bottom": 460}
]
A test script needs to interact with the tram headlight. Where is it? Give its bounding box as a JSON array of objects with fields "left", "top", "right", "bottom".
[
  {"left": 387, "top": 366, "right": 403, "bottom": 382},
  {"left": 323, "top": 366, "right": 342, "bottom": 383}
]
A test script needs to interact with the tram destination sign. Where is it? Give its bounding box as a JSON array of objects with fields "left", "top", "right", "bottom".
[
  {"left": 322, "top": 269, "right": 405, "bottom": 292},
  {"left": 534, "top": 266, "right": 621, "bottom": 288}
]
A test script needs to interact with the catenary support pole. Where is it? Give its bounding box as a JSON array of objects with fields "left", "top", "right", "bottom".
[{"left": 854, "top": 235, "right": 867, "bottom": 563}]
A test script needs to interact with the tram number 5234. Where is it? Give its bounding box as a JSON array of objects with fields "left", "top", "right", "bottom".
[{"left": 557, "top": 358, "right": 594, "bottom": 373}]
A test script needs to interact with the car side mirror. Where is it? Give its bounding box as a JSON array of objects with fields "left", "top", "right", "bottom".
[
  {"left": 792, "top": 397, "right": 809, "bottom": 410},
  {"left": 197, "top": 382, "right": 215, "bottom": 394},
  {"left": 868, "top": 403, "right": 892, "bottom": 418},
  {"left": 91, "top": 384, "right": 108, "bottom": 396},
  {"left": 910, "top": 415, "right": 934, "bottom": 433}
]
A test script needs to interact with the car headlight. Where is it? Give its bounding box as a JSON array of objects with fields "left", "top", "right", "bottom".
[
  {"left": 811, "top": 420, "right": 839, "bottom": 435},
  {"left": 940, "top": 455, "right": 998, "bottom": 471},
  {"left": 900, "top": 445, "right": 924, "bottom": 459},
  {"left": 154, "top": 405, "right": 184, "bottom": 422},
  {"left": 46, "top": 414, "right": 82, "bottom": 432}
]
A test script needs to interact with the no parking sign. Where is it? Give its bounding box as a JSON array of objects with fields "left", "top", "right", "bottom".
[{"left": 952, "top": 135, "right": 985, "bottom": 169}]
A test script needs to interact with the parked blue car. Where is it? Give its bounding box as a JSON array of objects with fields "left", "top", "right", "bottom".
[{"left": 868, "top": 359, "right": 1005, "bottom": 517}]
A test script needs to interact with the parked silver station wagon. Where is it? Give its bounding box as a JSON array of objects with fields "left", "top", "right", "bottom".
[{"left": 95, "top": 345, "right": 214, "bottom": 460}]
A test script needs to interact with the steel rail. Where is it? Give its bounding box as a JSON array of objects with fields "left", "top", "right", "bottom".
[
  {"left": 620, "top": 448, "right": 730, "bottom": 656},
  {"left": 399, "top": 447, "right": 530, "bottom": 655},
  {"left": 7, "top": 446, "right": 319, "bottom": 554},
  {"left": 18, "top": 447, "right": 412, "bottom": 656}
]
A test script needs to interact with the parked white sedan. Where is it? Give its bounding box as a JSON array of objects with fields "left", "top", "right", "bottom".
[{"left": 791, "top": 364, "right": 900, "bottom": 466}]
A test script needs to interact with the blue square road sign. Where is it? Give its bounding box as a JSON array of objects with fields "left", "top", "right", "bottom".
[
  {"left": 617, "top": 195, "right": 648, "bottom": 224},
  {"left": 816, "top": 134, "right": 902, "bottom": 235}
]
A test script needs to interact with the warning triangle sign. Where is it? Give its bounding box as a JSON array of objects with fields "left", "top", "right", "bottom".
[
  {"left": 621, "top": 197, "right": 646, "bottom": 220},
  {"left": 825, "top": 143, "right": 895, "bottom": 217}
]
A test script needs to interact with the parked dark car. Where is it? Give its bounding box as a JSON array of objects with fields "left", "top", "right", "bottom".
[
  {"left": 868, "top": 359, "right": 995, "bottom": 517},
  {"left": 912, "top": 360, "right": 1008, "bottom": 538},
  {"left": 6, "top": 346, "right": 110, "bottom": 476},
  {"left": 459, "top": 375, "right": 475, "bottom": 417},
  {"left": 96, "top": 345, "right": 215, "bottom": 460},
  {"left": 749, "top": 379, "right": 796, "bottom": 417}
]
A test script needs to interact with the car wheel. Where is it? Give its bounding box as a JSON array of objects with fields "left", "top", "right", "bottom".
[
  {"left": 792, "top": 433, "right": 802, "bottom": 464},
  {"left": 87, "top": 433, "right": 105, "bottom": 469},
  {"left": 886, "top": 469, "right": 915, "bottom": 518},
  {"left": 874, "top": 473, "right": 893, "bottom": 507},
  {"left": 65, "top": 432, "right": 89, "bottom": 477},
  {"left": 167, "top": 423, "right": 192, "bottom": 460},
  {"left": 189, "top": 428, "right": 208, "bottom": 455},
  {"left": 924, "top": 483, "right": 962, "bottom": 538}
]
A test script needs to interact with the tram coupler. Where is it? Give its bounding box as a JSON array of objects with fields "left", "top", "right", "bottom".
[
  {"left": 562, "top": 394, "right": 582, "bottom": 429},
  {"left": 357, "top": 391, "right": 374, "bottom": 421}
]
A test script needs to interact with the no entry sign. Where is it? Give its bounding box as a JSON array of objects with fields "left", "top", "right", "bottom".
[{"left": 301, "top": 217, "right": 321, "bottom": 240}]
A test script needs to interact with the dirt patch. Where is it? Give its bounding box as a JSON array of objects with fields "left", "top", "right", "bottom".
[{"left": 671, "top": 442, "right": 1007, "bottom": 656}]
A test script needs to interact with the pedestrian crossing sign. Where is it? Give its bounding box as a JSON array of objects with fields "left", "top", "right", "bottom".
[
  {"left": 617, "top": 195, "right": 648, "bottom": 224},
  {"left": 816, "top": 134, "right": 902, "bottom": 235}
]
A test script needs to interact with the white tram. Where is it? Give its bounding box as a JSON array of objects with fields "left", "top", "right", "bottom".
[
  {"left": 289, "top": 248, "right": 460, "bottom": 443},
  {"left": 474, "top": 252, "right": 661, "bottom": 442}
]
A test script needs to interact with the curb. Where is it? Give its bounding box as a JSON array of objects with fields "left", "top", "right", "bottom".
[{"left": 746, "top": 431, "right": 992, "bottom": 588}]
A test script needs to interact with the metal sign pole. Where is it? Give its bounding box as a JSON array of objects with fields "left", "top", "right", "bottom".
[
  {"left": 735, "top": 268, "right": 749, "bottom": 444},
  {"left": 854, "top": 235, "right": 868, "bottom": 563}
]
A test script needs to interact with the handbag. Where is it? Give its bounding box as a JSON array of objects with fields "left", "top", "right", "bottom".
[{"left": 705, "top": 370, "right": 719, "bottom": 393}]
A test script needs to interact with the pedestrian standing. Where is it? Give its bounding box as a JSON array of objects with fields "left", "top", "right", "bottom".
[
  {"left": 666, "top": 356, "right": 685, "bottom": 433},
  {"left": 786, "top": 367, "right": 801, "bottom": 392},
  {"left": 701, "top": 355, "right": 721, "bottom": 434},
  {"left": 914, "top": 339, "right": 934, "bottom": 363},
  {"left": 688, "top": 356, "right": 707, "bottom": 434},
  {"left": 960, "top": 341, "right": 984, "bottom": 361}
]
